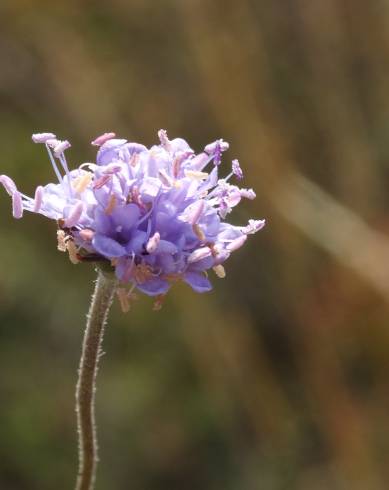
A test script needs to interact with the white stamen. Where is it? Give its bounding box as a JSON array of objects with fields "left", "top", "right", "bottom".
[
  {"left": 66, "top": 240, "right": 80, "bottom": 264},
  {"left": 226, "top": 235, "right": 247, "bottom": 252},
  {"left": 240, "top": 188, "right": 256, "bottom": 200},
  {"left": 204, "top": 139, "right": 229, "bottom": 154},
  {"left": 33, "top": 186, "right": 44, "bottom": 212},
  {"left": 158, "top": 129, "right": 171, "bottom": 151},
  {"left": 53, "top": 140, "right": 71, "bottom": 157},
  {"left": 45, "top": 144, "right": 63, "bottom": 183},
  {"left": 91, "top": 132, "right": 116, "bottom": 146},
  {"left": 73, "top": 172, "right": 93, "bottom": 194},
  {"left": 146, "top": 232, "right": 160, "bottom": 253},
  {"left": 57, "top": 230, "right": 67, "bottom": 252},
  {"left": 242, "top": 219, "right": 266, "bottom": 234},
  {"left": 32, "top": 132, "right": 56, "bottom": 143},
  {"left": 0, "top": 175, "right": 17, "bottom": 195},
  {"left": 64, "top": 201, "right": 84, "bottom": 227},
  {"left": 184, "top": 170, "right": 209, "bottom": 181},
  {"left": 187, "top": 246, "right": 212, "bottom": 263},
  {"left": 193, "top": 224, "right": 206, "bottom": 241},
  {"left": 12, "top": 191, "right": 23, "bottom": 218}
]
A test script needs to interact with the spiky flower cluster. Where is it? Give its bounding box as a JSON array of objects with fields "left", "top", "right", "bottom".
[{"left": 1, "top": 131, "right": 264, "bottom": 304}]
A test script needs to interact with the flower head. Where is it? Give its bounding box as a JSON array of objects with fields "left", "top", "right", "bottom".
[{"left": 1, "top": 130, "right": 265, "bottom": 299}]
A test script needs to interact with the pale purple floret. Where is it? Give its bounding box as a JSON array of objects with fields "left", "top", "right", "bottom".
[{"left": 0, "top": 130, "right": 265, "bottom": 297}]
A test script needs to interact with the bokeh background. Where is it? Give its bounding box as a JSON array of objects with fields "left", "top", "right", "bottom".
[{"left": 1, "top": 1, "right": 389, "bottom": 489}]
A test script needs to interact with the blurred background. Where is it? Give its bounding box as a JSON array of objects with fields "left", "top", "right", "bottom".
[{"left": 1, "top": 1, "right": 389, "bottom": 489}]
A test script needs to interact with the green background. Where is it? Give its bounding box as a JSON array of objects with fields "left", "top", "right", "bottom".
[{"left": 1, "top": 1, "right": 389, "bottom": 489}]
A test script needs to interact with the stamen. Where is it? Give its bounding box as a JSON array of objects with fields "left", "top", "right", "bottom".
[
  {"left": 73, "top": 172, "right": 93, "bottom": 194},
  {"left": 187, "top": 246, "right": 211, "bottom": 263},
  {"left": 105, "top": 194, "right": 117, "bottom": 215},
  {"left": 184, "top": 170, "right": 209, "bottom": 181},
  {"left": 32, "top": 132, "right": 56, "bottom": 143},
  {"left": 240, "top": 188, "right": 256, "bottom": 200},
  {"left": 45, "top": 143, "right": 63, "bottom": 183},
  {"left": 193, "top": 224, "right": 206, "bottom": 241},
  {"left": 117, "top": 288, "right": 130, "bottom": 313},
  {"left": 232, "top": 159, "right": 243, "bottom": 180},
  {"left": 53, "top": 140, "right": 71, "bottom": 157},
  {"left": 241, "top": 219, "right": 266, "bottom": 234},
  {"left": 121, "top": 256, "right": 135, "bottom": 283},
  {"left": 213, "top": 264, "right": 226, "bottom": 278},
  {"left": 33, "top": 186, "right": 44, "bottom": 212},
  {"left": 189, "top": 152, "right": 212, "bottom": 171},
  {"left": 65, "top": 201, "right": 84, "bottom": 227},
  {"left": 93, "top": 174, "right": 111, "bottom": 189},
  {"left": 66, "top": 239, "right": 80, "bottom": 264},
  {"left": 158, "top": 129, "right": 171, "bottom": 151},
  {"left": 91, "top": 132, "right": 116, "bottom": 146},
  {"left": 226, "top": 235, "right": 247, "bottom": 252},
  {"left": 0, "top": 175, "right": 17, "bottom": 195},
  {"left": 146, "top": 232, "right": 160, "bottom": 254},
  {"left": 55, "top": 143, "right": 73, "bottom": 197},
  {"left": 134, "top": 263, "right": 154, "bottom": 284},
  {"left": 57, "top": 230, "right": 67, "bottom": 252},
  {"left": 12, "top": 191, "right": 23, "bottom": 218}
]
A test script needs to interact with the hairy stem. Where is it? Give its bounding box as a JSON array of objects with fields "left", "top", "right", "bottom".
[{"left": 75, "top": 270, "right": 117, "bottom": 490}]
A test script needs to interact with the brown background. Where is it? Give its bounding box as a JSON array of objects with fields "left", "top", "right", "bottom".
[{"left": 1, "top": 1, "right": 389, "bottom": 489}]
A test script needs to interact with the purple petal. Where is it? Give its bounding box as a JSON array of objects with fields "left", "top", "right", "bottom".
[
  {"left": 184, "top": 272, "right": 212, "bottom": 293},
  {"left": 115, "top": 257, "right": 134, "bottom": 282},
  {"left": 92, "top": 234, "right": 126, "bottom": 257},
  {"left": 126, "top": 231, "right": 147, "bottom": 254},
  {"left": 136, "top": 277, "right": 170, "bottom": 296},
  {"left": 157, "top": 240, "right": 178, "bottom": 254},
  {"left": 112, "top": 203, "right": 140, "bottom": 230}
]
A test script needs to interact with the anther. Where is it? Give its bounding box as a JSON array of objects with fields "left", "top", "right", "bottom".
[
  {"left": 12, "top": 191, "right": 23, "bottom": 219},
  {"left": 33, "top": 186, "right": 44, "bottom": 212},
  {"left": 213, "top": 264, "right": 226, "bottom": 278},
  {"left": 105, "top": 194, "right": 117, "bottom": 215},
  {"left": 146, "top": 232, "right": 160, "bottom": 254},
  {"left": 193, "top": 223, "right": 206, "bottom": 241},
  {"left": 73, "top": 173, "right": 93, "bottom": 194},
  {"left": 91, "top": 132, "right": 116, "bottom": 146}
]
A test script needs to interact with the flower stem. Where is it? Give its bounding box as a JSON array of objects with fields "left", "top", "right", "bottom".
[{"left": 75, "top": 270, "right": 117, "bottom": 490}]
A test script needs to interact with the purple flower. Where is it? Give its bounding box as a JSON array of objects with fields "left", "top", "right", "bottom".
[{"left": 1, "top": 130, "right": 265, "bottom": 299}]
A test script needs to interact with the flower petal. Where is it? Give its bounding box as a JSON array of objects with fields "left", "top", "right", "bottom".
[
  {"left": 184, "top": 272, "right": 212, "bottom": 293},
  {"left": 92, "top": 234, "right": 126, "bottom": 257},
  {"left": 136, "top": 277, "right": 170, "bottom": 296}
]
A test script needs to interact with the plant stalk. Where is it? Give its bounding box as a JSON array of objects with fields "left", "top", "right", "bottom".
[{"left": 75, "top": 270, "right": 117, "bottom": 490}]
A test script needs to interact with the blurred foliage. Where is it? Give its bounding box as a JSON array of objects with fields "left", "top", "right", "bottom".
[{"left": 1, "top": 0, "right": 389, "bottom": 489}]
